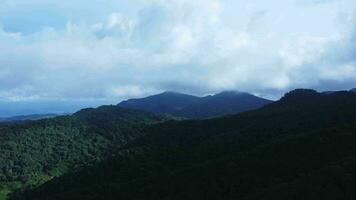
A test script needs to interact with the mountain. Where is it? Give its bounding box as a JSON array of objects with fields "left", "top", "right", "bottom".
[
  {"left": 173, "top": 91, "right": 272, "bottom": 119},
  {"left": 351, "top": 88, "right": 356, "bottom": 92},
  {"left": 281, "top": 89, "right": 321, "bottom": 101},
  {"left": 0, "top": 106, "right": 164, "bottom": 199},
  {"left": 0, "top": 114, "right": 58, "bottom": 123},
  {"left": 118, "top": 91, "right": 272, "bottom": 119},
  {"left": 118, "top": 91, "right": 201, "bottom": 114},
  {"left": 14, "top": 89, "right": 356, "bottom": 200}
]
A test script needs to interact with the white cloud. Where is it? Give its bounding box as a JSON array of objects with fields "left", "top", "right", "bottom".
[
  {"left": 111, "top": 85, "right": 158, "bottom": 98},
  {"left": 0, "top": 0, "right": 355, "bottom": 104}
]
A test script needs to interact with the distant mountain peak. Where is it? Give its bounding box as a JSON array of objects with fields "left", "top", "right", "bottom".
[
  {"left": 118, "top": 90, "right": 273, "bottom": 119},
  {"left": 350, "top": 88, "right": 356, "bottom": 92},
  {"left": 117, "top": 91, "right": 201, "bottom": 114}
]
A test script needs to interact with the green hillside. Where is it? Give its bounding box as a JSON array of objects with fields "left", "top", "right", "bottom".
[
  {"left": 12, "top": 90, "right": 356, "bottom": 200},
  {"left": 0, "top": 106, "right": 164, "bottom": 199}
]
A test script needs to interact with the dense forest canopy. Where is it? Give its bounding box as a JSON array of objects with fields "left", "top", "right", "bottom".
[
  {"left": 0, "top": 106, "right": 164, "bottom": 199},
  {"left": 7, "top": 89, "right": 356, "bottom": 200}
]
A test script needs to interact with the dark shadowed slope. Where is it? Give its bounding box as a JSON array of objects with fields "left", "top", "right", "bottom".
[
  {"left": 15, "top": 89, "right": 356, "bottom": 200},
  {"left": 118, "top": 91, "right": 272, "bottom": 119}
]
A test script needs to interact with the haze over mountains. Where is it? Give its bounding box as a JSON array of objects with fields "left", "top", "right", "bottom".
[
  {"left": 2, "top": 88, "right": 353, "bottom": 119},
  {"left": 0, "top": 100, "right": 114, "bottom": 118},
  {"left": 0, "top": 114, "right": 58, "bottom": 123},
  {"left": 8, "top": 88, "right": 356, "bottom": 200},
  {"left": 118, "top": 91, "right": 273, "bottom": 119}
]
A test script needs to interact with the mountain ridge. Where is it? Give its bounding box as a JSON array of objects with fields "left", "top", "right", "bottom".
[
  {"left": 14, "top": 89, "right": 356, "bottom": 200},
  {"left": 118, "top": 91, "right": 272, "bottom": 119},
  {"left": 118, "top": 92, "right": 201, "bottom": 114}
]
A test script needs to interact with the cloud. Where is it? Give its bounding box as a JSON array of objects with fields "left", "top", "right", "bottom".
[
  {"left": 279, "top": 19, "right": 356, "bottom": 91},
  {"left": 296, "top": 0, "right": 337, "bottom": 6},
  {"left": 0, "top": 0, "right": 355, "bottom": 106}
]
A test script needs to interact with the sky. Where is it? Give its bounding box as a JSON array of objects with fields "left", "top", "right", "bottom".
[{"left": 0, "top": 0, "right": 356, "bottom": 116}]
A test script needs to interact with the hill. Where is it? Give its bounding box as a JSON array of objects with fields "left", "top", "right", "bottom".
[
  {"left": 0, "top": 106, "right": 164, "bottom": 199},
  {"left": 14, "top": 89, "right": 356, "bottom": 200},
  {"left": 173, "top": 91, "right": 272, "bottom": 119},
  {"left": 118, "top": 91, "right": 272, "bottom": 119},
  {"left": 117, "top": 91, "right": 201, "bottom": 114}
]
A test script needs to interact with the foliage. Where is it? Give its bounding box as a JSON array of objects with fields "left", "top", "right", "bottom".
[
  {"left": 12, "top": 90, "right": 356, "bottom": 200},
  {"left": 0, "top": 106, "right": 164, "bottom": 199}
]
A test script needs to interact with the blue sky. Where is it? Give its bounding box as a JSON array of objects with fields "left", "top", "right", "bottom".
[{"left": 0, "top": 0, "right": 356, "bottom": 115}]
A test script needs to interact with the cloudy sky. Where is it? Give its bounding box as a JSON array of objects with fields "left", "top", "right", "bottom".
[{"left": 0, "top": 0, "right": 355, "bottom": 115}]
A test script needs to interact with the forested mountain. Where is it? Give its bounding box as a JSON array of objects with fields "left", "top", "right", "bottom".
[
  {"left": 13, "top": 89, "right": 356, "bottom": 200},
  {"left": 118, "top": 91, "right": 272, "bottom": 119},
  {"left": 173, "top": 91, "right": 272, "bottom": 119},
  {"left": 117, "top": 91, "right": 201, "bottom": 114},
  {"left": 0, "top": 106, "right": 164, "bottom": 199}
]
